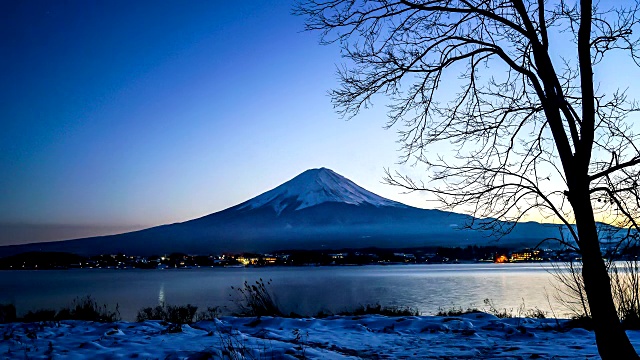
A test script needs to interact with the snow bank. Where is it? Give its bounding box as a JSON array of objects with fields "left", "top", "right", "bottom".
[{"left": 2, "top": 313, "right": 638, "bottom": 359}]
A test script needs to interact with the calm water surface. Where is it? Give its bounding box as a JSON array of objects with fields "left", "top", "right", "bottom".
[{"left": 0, "top": 263, "right": 571, "bottom": 320}]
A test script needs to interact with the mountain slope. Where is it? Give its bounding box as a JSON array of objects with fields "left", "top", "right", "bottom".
[{"left": 0, "top": 168, "right": 564, "bottom": 256}]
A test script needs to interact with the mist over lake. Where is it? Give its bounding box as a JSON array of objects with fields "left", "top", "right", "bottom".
[{"left": 0, "top": 263, "right": 570, "bottom": 321}]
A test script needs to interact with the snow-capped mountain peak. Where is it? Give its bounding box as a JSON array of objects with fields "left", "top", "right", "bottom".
[{"left": 236, "top": 168, "right": 406, "bottom": 214}]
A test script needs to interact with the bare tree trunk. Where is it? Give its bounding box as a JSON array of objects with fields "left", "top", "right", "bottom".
[{"left": 575, "top": 197, "right": 638, "bottom": 359}]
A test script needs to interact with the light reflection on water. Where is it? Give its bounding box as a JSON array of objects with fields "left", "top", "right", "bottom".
[
  {"left": 0, "top": 263, "right": 574, "bottom": 321},
  {"left": 158, "top": 283, "right": 165, "bottom": 305}
]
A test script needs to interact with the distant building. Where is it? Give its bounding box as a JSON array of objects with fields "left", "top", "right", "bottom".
[
  {"left": 510, "top": 249, "right": 543, "bottom": 262},
  {"left": 263, "top": 257, "right": 277, "bottom": 264}
]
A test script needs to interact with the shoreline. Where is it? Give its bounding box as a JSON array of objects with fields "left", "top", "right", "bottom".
[{"left": 0, "top": 260, "right": 566, "bottom": 271}]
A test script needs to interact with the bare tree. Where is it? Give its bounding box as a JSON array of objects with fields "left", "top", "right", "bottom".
[{"left": 297, "top": 0, "right": 640, "bottom": 357}]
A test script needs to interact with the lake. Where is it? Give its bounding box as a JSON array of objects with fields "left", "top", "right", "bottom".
[{"left": 0, "top": 263, "right": 575, "bottom": 321}]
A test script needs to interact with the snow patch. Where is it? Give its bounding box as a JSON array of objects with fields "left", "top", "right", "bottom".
[{"left": 3, "top": 314, "right": 638, "bottom": 358}]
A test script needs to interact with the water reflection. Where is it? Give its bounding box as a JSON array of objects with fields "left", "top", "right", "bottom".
[
  {"left": 1, "top": 264, "right": 571, "bottom": 321},
  {"left": 158, "top": 283, "right": 165, "bottom": 305}
]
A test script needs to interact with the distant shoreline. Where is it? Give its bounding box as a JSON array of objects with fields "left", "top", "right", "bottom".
[
  {"left": 0, "top": 259, "right": 562, "bottom": 271},
  {"left": 0, "top": 245, "right": 603, "bottom": 270}
]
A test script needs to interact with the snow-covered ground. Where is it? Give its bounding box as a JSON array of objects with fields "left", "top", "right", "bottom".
[{"left": 2, "top": 313, "right": 637, "bottom": 359}]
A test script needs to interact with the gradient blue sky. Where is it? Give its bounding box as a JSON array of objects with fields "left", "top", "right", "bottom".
[
  {"left": 2, "top": 0, "right": 639, "bottom": 245},
  {"left": 0, "top": 0, "right": 428, "bottom": 244}
]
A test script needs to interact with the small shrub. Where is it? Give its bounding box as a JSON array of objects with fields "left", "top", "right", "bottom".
[
  {"left": 136, "top": 303, "right": 198, "bottom": 324},
  {"left": 337, "top": 304, "right": 419, "bottom": 317},
  {"left": 313, "top": 310, "right": 333, "bottom": 319},
  {"left": 213, "top": 321, "right": 281, "bottom": 360},
  {"left": 292, "top": 328, "right": 308, "bottom": 359},
  {"left": 217, "top": 328, "right": 249, "bottom": 359},
  {"left": 551, "top": 256, "right": 640, "bottom": 327},
  {"left": 435, "top": 306, "right": 480, "bottom": 317},
  {"left": 166, "top": 304, "right": 198, "bottom": 324},
  {"left": 136, "top": 305, "right": 166, "bottom": 322},
  {"left": 483, "top": 299, "right": 513, "bottom": 318},
  {"left": 0, "top": 304, "right": 16, "bottom": 323},
  {"left": 22, "top": 309, "right": 56, "bottom": 322},
  {"left": 231, "top": 278, "right": 282, "bottom": 317},
  {"left": 56, "top": 296, "right": 120, "bottom": 322},
  {"left": 523, "top": 307, "right": 546, "bottom": 319},
  {"left": 196, "top": 306, "right": 221, "bottom": 321}
]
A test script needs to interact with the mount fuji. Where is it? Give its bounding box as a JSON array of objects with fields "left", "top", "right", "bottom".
[{"left": 0, "top": 168, "right": 561, "bottom": 256}]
